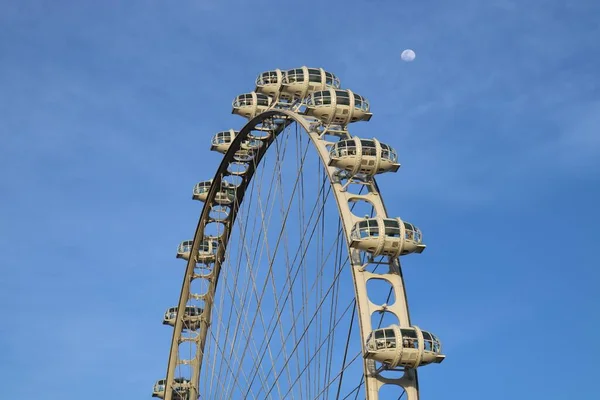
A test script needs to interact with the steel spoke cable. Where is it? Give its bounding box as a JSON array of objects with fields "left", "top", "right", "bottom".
[
  {"left": 223, "top": 133, "right": 310, "bottom": 398},
  {"left": 334, "top": 300, "right": 357, "bottom": 400},
  {"left": 314, "top": 158, "right": 327, "bottom": 398},
  {"left": 204, "top": 327, "right": 258, "bottom": 397},
  {"left": 312, "top": 351, "right": 363, "bottom": 400},
  {"left": 279, "top": 298, "right": 356, "bottom": 399},
  {"left": 223, "top": 128, "right": 315, "bottom": 397},
  {"left": 350, "top": 285, "right": 396, "bottom": 400},
  {"left": 207, "top": 153, "right": 265, "bottom": 397},
  {"left": 257, "top": 231, "right": 353, "bottom": 399},
  {"left": 221, "top": 134, "right": 296, "bottom": 400},
  {"left": 214, "top": 245, "right": 291, "bottom": 400},
  {"left": 230, "top": 177, "right": 330, "bottom": 396},
  {"left": 258, "top": 253, "right": 349, "bottom": 399},
  {"left": 296, "top": 125, "right": 311, "bottom": 399},
  {"left": 242, "top": 196, "right": 343, "bottom": 399},
  {"left": 323, "top": 182, "right": 366, "bottom": 399},
  {"left": 205, "top": 178, "right": 254, "bottom": 395},
  {"left": 234, "top": 179, "right": 330, "bottom": 400},
  {"left": 222, "top": 138, "right": 290, "bottom": 400},
  {"left": 340, "top": 383, "right": 362, "bottom": 400},
  {"left": 250, "top": 177, "right": 366, "bottom": 400},
  {"left": 274, "top": 132, "right": 305, "bottom": 400},
  {"left": 207, "top": 145, "right": 271, "bottom": 397},
  {"left": 212, "top": 123, "right": 324, "bottom": 398},
  {"left": 218, "top": 135, "right": 292, "bottom": 400},
  {"left": 247, "top": 182, "right": 368, "bottom": 399},
  {"left": 267, "top": 133, "right": 298, "bottom": 398},
  {"left": 324, "top": 218, "right": 346, "bottom": 400},
  {"left": 237, "top": 131, "right": 299, "bottom": 400}
]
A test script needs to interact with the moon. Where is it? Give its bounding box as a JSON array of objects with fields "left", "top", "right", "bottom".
[{"left": 401, "top": 49, "right": 416, "bottom": 62}]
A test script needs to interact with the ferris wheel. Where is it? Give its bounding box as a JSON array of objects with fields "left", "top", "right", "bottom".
[{"left": 151, "top": 66, "right": 445, "bottom": 400}]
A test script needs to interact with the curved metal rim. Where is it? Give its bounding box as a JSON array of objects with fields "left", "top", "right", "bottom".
[{"left": 163, "top": 109, "right": 419, "bottom": 400}]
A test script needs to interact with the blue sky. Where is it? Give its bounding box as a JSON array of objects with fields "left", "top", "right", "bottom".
[{"left": 1, "top": 0, "right": 599, "bottom": 398}]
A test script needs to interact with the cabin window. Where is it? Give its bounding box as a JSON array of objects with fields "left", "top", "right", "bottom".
[
  {"left": 336, "top": 90, "right": 351, "bottom": 106},
  {"left": 258, "top": 71, "right": 278, "bottom": 85},
  {"left": 256, "top": 94, "right": 269, "bottom": 107},
  {"left": 234, "top": 94, "right": 252, "bottom": 107},
  {"left": 379, "top": 143, "right": 398, "bottom": 162},
  {"left": 308, "top": 68, "right": 322, "bottom": 83},
  {"left": 325, "top": 72, "right": 335, "bottom": 86},
  {"left": 373, "top": 328, "right": 396, "bottom": 349},
  {"left": 431, "top": 334, "right": 441, "bottom": 352},
  {"left": 353, "top": 93, "right": 369, "bottom": 111},
  {"left": 308, "top": 91, "right": 332, "bottom": 106},
  {"left": 402, "top": 222, "right": 421, "bottom": 242},
  {"left": 213, "top": 131, "right": 234, "bottom": 144},
  {"left": 401, "top": 329, "right": 419, "bottom": 349},
  {"left": 180, "top": 242, "right": 192, "bottom": 252},
  {"left": 194, "top": 185, "right": 206, "bottom": 195},
  {"left": 355, "top": 219, "right": 379, "bottom": 238},
  {"left": 383, "top": 219, "right": 400, "bottom": 237},
  {"left": 384, "top": 329, "right": 396, "bottom": 348},
  {"left": 285, "top": 69, "right": 304, "bottom": 84},
  {"left": 332, "top": 140, "right": 357, "bottom": 157},
  {"left": 423, "top": 331, "right": 434, "bottom": 351},
  {"left": 360, "top": 140, "right": 377, "bottom": 157}
]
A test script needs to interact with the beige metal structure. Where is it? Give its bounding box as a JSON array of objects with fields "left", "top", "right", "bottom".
[
  {"left": 152, "top": 378, "right": 190, "bottom": 399},
  {"left": 156, "top": 66, "right": 444, "bottom": 399}
]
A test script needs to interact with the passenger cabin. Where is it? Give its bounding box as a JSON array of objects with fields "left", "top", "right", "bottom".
[
  {"left": 211, "top": 130, "right": 263, "bottom": 155},
  {"left": 163, "top": 306, "right": 204, "bottom": 329},
  {"left": 280, "top": 67, "right": 341, "bottom": 99},
  {"left": 304, "top": 89, "right": 372, "bottom": 126},
  {"left": 214, "top": 184, "right": 236, "bottom": 205},
  {"left": 232, "top": 139, "right": 263, "bottom": 163},
  {"left": 232, "top": 92, "right": 273, "bottom": 119},
  {"left": 176, "top": 238, "right": 219, "bottom": 263},
  {"left": 255, "top": 69, "right": 286, "bottom": 98},
  {"left": 329, "top": 137, "right": 400, "bottom": 176},
  {"left": 349, "top": 218, "right": 425, "bottom": 257},
  {"left": 365, "top": 325, "right": 445, "bottom": 369},
  {"left": 192, "top": 180, "right": 237, "bottom": 205},
  {"left": 152, "top": 377, "right": 190, "bottom": 399},
  {"left": 192, "top": 181, "right": 212, "bottom": 202},
  {"left": 211, "top": 129, "right": 238, "bottom": 153}
]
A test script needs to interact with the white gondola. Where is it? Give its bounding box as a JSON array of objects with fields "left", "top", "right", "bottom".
[
  {"left": 163, "top": 306, "right": 204, "bottom": 330},
  {"left": 241, "top": 138, "right": 263, "bottom": 151},
  {"left": 349, "top": 217, "right": 425, "bottom": 257},
  {"left": 214, "top": 184, "right": 236, "bottom": 205},
  {"left": 176, "top": 238, "right": 219, "bottom": 263},
  {"left": 211, "top": 129, "right": 238, "bottom": 153},
  {"left": 255, "top": 69, "right": 285, "bottom": 98},
  {"left": 192, "top": 181, "right": 212, "bottom": 202},
  {"left": 280, "top": 66, "right": 341, "bottom": 99},
  {"left": 232, "top": 139, "right": 263, "bottom": 164},
  {"left": 329, "top": 137, "right": 400, "bottom": 176},
  {"left": 232, "top": 92, "right": 273, "bottom": 119},
  {"left": 192, "top": 180, "right": 237, "bottom": 205},
  {"left": 152, "top": 377, "right": 190, "bottom": 399},
  {"left": 211, "top": 131, "right": 264, "bottom": 155},
  {"left": 304, "top": 89, "right": 372, "bottom": 125},
  {"left": 365, "top": 325, "right": 445, "bottom": 369}
]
